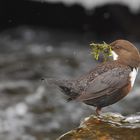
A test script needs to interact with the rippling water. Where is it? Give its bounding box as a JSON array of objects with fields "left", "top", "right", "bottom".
[{"left": 0, "top": 26, "right": 140, "bottom": 140}]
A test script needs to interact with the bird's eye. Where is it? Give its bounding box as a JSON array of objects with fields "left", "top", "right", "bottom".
[{"left": 115, "top": 45, "right": 120, "bottom": 49}]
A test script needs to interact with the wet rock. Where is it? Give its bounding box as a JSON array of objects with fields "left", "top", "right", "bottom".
[{"left": 58, "top": 112, "right": 140, "bottom": 140}]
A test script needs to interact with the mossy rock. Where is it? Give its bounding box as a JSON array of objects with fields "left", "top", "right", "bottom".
[{"left": 57, "top": 112, "right": 140, "bottom": 140}]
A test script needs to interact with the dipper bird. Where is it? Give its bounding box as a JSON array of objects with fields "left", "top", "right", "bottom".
[{"left": 51, "top": 40, "right": 140, "bottom": 115}]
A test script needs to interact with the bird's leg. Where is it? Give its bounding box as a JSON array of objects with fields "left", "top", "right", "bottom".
[{"left": 96, "top": 107, "right": 101, "bottom": 116}]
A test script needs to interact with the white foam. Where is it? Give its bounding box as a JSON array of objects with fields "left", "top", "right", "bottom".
[{"left": 34, "top": 0, "right": 140, "bottom": 13}]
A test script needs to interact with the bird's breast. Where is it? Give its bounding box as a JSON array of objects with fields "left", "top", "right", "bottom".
[{"left": 129, "top": 68, "right": 138, "bottom": 88}]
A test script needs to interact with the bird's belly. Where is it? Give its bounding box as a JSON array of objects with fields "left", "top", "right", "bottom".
[{"left": 84, "top": 83, "right": 131, "bottom": 108}]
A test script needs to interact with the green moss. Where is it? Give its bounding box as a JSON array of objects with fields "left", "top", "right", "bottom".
[{"left": 90, "top": 42, "right": 112, "bottom": 61}]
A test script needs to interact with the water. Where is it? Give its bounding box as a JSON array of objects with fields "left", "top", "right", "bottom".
[
  {"left": 34, "top": 0, "right": 140, "bottom": 13},
  {"left": 0, "top": 26, "right": 140, "bottom": 139}
]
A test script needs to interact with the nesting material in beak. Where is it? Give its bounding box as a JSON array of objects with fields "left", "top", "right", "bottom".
[{"left": 90, "top": 42, "right": 112, "bottom": 61}]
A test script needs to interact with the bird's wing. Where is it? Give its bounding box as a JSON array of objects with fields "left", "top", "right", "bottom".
[{"left": 76, "top": 67, "right": 131, "bottom": 101}]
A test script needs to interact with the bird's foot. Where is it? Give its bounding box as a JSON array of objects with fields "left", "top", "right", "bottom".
[{"left": 95, "top": 107, "right": 102, "bottom": 116}]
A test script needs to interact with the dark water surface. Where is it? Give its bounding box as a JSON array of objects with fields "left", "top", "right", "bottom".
[{"left": 0, "top": 26, "right": 140, "bottom": 140}]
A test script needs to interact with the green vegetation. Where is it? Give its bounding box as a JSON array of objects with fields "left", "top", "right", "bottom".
[{"left": 90, "top": 42, "right": 112, "bottom": 61}]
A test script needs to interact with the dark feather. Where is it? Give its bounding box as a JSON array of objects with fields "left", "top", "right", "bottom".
[
  {"left": 48, "top": 79, "right": 80, "bottom": 100},
  {"left": 76, "top": 66, "right": 131, "bottom": 101}
]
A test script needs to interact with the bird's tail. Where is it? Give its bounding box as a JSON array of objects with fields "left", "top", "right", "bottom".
[{"left": 47, "top": 78, "right": 79, "bottom": 101}]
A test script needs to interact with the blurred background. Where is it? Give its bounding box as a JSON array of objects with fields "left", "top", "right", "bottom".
[{"left": 1, "top": 0, "right": 140, "bottom": 140}]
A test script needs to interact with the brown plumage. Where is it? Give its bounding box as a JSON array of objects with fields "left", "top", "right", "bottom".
[{"left": 52, "top": 40, "right": 140, "bottom": 115}]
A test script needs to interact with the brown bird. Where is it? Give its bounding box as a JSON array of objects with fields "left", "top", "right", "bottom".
[{"left": 51, "top": 40, "right": 140, "bottom": 115}]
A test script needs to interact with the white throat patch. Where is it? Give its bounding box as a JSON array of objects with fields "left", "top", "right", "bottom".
[
  {"left": 129, "top": 68, "right": 138, "bottom": 87},
  {"left": 111, "top": 51, "right": 118, "bottom": 60}
]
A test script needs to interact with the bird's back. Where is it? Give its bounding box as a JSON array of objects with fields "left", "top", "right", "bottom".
[{"left": 51, "top": 61, "right": 130, "bottom": 101}]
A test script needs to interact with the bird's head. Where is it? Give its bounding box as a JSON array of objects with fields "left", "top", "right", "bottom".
[{"left": 110, "top": 40, "right": 140, "bottom": 68}]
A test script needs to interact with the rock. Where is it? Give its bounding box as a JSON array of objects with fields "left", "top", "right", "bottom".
[{"left": 57, "top": 112, "right": 140, "bottom": 140}]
